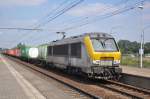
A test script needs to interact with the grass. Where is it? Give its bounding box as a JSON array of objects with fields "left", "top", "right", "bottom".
[{"left": 121, "top": 55, "right": 150, "bottom": 68}]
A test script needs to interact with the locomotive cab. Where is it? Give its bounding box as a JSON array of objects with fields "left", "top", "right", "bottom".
[{"left": 84, "top": 33, "right": 122, "bottom": 79}]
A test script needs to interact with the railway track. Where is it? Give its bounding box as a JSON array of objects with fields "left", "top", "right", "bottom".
[
  {"left": 97, "top": 80, "right": 150, "bottom": 99},
  {"left": 7, "top": 56, "right": 150, "bottom": 99}
]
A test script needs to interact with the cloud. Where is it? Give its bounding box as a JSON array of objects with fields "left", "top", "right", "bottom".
[
  {"left": 144, "top": 14, "right": 150, "bottom": 21},
  {"left": 144, "top": 1, "right": 150, "bottom": 9},
  {"left": 67, "top": 3, "right": 117, "bottom": 16},
  {"left": 143, "top": 2, "right": 150, "bottom": 21},
  {"left": 0, "top": 0, "right": 47, "bottom": 6}
]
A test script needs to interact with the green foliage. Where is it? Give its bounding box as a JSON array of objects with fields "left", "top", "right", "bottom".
[
  {"left": 121, "top": 56, "right": 139, "bottom": 66},
  {"left": 17, "top": 43, "right": 26, "bottom": 48},
  {"left": 118, "top": 40, "right": 150, "bottom": 54},
  {"left": 144, "top": 42, "right": 150, "bottom": 54}
]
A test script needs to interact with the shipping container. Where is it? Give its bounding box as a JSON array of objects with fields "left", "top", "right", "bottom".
[
  {"left": 20, "top": 46, "right": 38, "bottom": 59},
  {"left": 37, "top": 44, "right": 48, "bottom": 60}
]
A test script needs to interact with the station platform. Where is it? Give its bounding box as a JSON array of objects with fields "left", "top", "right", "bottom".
[
  {"left": 0, "top": 54, "right": 76, "bottom": 99},
  {"left": 0, "top": 54, "right": 46, "bottom": 99},
  {"left": 121, "top": 66, "right": 150, "bottom": 78}
]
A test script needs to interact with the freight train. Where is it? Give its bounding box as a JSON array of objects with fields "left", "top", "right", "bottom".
[{"left": 2, "top": 32, "right": 122, "bottom": 80}]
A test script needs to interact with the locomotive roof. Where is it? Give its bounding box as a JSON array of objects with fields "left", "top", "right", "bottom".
[
  {"left": 47, "top": 32, "right": 113, "bottom": 46},
  {"left": 56, "top": 32, "right": 112, "bottom": 41},
  {"left": 82, "top": 32, "right": 113, "bottom": 38}
]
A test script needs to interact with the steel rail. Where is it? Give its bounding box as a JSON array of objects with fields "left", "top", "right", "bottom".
[{"left": 96, "top": 80, "right": 150, "bottom": 99}]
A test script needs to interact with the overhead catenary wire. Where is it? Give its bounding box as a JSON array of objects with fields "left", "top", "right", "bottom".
[
  {"left": 34, "top": 0, "right": 84, "bottom": 28},
  {"left": 11, "top": 0, "right": 84, "bottom": 46},
  {"left": 23, "top": 0, "right": 84, "bottom": 39},
  {"left": 34, "top": 0, "right": 130, "bottom": 34},
  {"left": 2, "top": 0, "right": 148, "bottom": 47},
  {"left": 30, "top": 0, "right": 145, "bottom": 44},
  {"left": 17, "top": 0, "right": 75, "bottom": 43},
  {"left": 3, "top": 0, "right": 125, "bottom": 46},
  {"left": 31, "top": 0, "right": 70, "bottom": 28},
  {"left": 59, "top": 0, "right": 147, "bottom": 32},
  {"left": 28, "top": 0, "right": 129, "bottom": 44},
  {"left": 39, "top": 0, "right": 146, "bottom": 31},
  {"left": 0, "top": 27, "right": 42, "bottom": 31}
]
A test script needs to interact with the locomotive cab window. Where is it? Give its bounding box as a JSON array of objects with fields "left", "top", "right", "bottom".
[
  {"left": 71, "top": 42, "right": 81, "bottom": 58},
  {"left": 91, "top": 38, "right": 118, "bottom": 52}
]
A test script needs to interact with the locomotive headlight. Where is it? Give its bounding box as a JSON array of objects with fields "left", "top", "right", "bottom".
[
  {"left": 92, "top": 60, "right": 100, "bottom": 65},
  {"left": 113, "top": 60, "right": 120, "bottom": 65}
]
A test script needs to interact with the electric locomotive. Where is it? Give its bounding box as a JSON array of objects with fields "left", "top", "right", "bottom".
[{"left": 45, "top": 32, "right": 122, "bottom": 79}]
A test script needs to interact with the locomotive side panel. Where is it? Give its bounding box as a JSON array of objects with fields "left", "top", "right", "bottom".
[{"left": 47, "top": 44, "right": 69, "bottom": 69}]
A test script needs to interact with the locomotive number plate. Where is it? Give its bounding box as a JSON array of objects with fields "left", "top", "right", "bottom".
[{"left": 100, "top": 60, "right": 112, "bottom": 66}]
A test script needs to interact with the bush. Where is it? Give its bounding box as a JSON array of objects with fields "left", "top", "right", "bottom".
[{"left": 121, "top": 55, "right": 150, "bottom": 68}]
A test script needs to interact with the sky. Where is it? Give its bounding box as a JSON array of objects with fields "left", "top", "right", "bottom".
[{"left": 0, "top": 0, "right": 150, "bottom": 48}]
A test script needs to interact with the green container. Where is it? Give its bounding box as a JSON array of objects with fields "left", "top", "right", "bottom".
[
  {"left": 20, "top": 46, "right": 30, "bottom": 58},
  {"left": 37, "top": 44, "right": 48, "bottom": 60}
]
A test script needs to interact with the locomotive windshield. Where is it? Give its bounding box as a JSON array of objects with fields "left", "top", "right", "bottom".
[{"left": 91, "top": 38, "right": 118, "bottom": 52}]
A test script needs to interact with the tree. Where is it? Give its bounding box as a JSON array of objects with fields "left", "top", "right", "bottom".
[
  {"left": 17, "top": 43, "right": 26, "bottom": 48},
  {"left": 118, "top": 40, "right": 140, "bottom": 54},
  {"left": 144, "top": 42, "right": 150, "bottom": 54}
]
